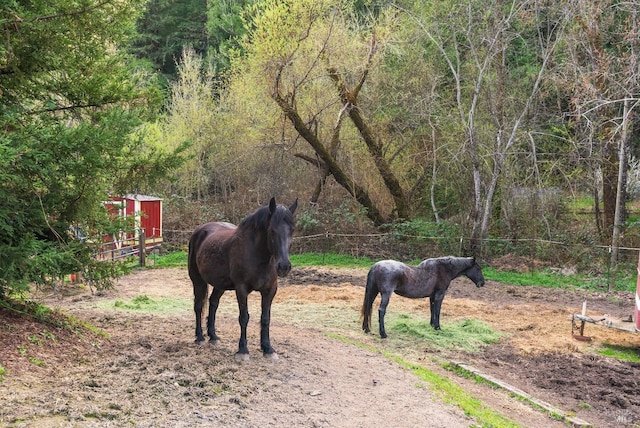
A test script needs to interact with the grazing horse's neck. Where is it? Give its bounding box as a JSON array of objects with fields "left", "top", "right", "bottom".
[{"left": 450, "top": 258, "right": 471, "bottom": 278}]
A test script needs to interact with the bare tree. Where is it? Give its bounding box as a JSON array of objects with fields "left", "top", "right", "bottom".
[
  {"left": 395, "top": 0, "right": 568, "bottom": 255},
  {"left": 566, "top": 0, "right": 640, "bottom": 264},
  {"left": 245, "top": 0, "right": 415, "bottom": 225}
]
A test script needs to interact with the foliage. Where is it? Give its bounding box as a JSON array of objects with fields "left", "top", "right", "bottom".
[
  {"left": 39, "top": 0, "right": 640, "bottom": 280},
  {"left": 206, "top": 0, "right": 256, "bottom": 73},
  {"left": 0, "top": 1, "right": 183, "bottom": 297},
  {"left": 132, "top": 0, "right": 209, "bottom": 80},
  {"left": 390, "top": 219, "right": 463, "bottom": 256}
]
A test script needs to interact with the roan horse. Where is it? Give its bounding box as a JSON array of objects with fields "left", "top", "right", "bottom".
[
  {"left": 361, "top": 256, "right": 485, "bottom": 338},
  {"left": 188, "top": 197, "right": 297, "bottom": 360}
]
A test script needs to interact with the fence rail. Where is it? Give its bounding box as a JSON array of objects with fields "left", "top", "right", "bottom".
[{"left": 96, "top": 229, "right": 162, "bottom": 266}]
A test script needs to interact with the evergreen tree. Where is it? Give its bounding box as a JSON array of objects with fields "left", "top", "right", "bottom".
[
  {"left": 132, "top": 0, "right": 209, "bottom": 80},
  {"left": 0, "top": 0, "right": 180, "bottom": 296}
]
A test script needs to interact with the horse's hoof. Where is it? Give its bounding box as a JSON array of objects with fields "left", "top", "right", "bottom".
[
  {"left": 209, "top": 339, "right": 220, "bottom": 346},
  {"left": 195, "top": 339, "right": 206, "bottom": 345},
  {"left": 264, "top": 352, "right": 279, "bottom": 361},
  {"left": 234, "top": 352, "right": 250, "bottom": 362}
]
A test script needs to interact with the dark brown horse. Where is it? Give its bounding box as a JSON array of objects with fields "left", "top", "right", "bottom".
[
  {"left": 188, "top": 197, "right": 297, "bottom": 360},
  {"left": 361, "top": 256, "right": 485, "bottom": 338}
]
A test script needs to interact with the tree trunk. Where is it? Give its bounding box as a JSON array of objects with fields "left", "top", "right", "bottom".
[
  {"left": 326, "top": 64, "right": 410, "bottom": 220},
  {"left": 272, "top": 92, "right": 386, "bottom": 225},
  {"left": 611, "top": 99, "right": 630, "bottom": 266},
  {"left": 602, "top": 140, "right": 617, "bottom": 238}
]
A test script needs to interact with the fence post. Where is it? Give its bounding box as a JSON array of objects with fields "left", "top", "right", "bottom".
[{"left": 139, "top": 229, "right": 146, "bottom": 267}]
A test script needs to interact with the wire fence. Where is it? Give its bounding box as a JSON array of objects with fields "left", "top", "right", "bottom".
[{"left": 162, "top": 228, "right": 640, "bottom": 273}]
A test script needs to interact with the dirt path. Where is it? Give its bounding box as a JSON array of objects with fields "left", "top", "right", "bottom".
[{"left": 2, "top": 266, "right": 640, "bottom": 427}]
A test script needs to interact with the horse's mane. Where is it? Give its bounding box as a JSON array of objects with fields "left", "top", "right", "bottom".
[
  {"left": 419, "top": 256, "right": 474, "bottom": 270},
  {"left": 238, "top": 203, "right": 294, "bottom": 232}
]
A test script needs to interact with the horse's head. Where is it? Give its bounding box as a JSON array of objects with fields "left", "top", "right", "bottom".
[
  {"left": 467, "top": 258, "right": 485, "bottom": 288},
  {"left": 267, "top": 197, "right": 297, "bottom": 277}
]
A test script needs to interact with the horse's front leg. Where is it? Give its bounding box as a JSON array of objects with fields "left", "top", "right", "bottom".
[
  {"left": 260, "top": 287, "right": 278, "bottom": 359},
  {"left": 207, "top": 287, "right": 225, "bottom": 344},
  {"left": 235, "top": 288, "right": 250, "bottom": 361}
]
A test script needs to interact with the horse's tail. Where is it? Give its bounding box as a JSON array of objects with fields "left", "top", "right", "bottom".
[
  {"left": 187, "top": 230, "right": 198, "bottom": 280},
  {"left": 187, "top": 226, "right": 208, "bottom": 296},
  {"left": 361, "top": 268, "right": 378, "bottom": 333}
]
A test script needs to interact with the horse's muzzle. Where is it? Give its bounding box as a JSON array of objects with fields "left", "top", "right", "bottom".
[{"left": 277, "top": 262, "right": 292, "bottom": 277}]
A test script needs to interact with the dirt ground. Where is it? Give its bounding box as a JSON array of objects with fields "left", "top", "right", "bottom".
[{"left": 2, "top": 263, "right": 640, "bottom": 427}]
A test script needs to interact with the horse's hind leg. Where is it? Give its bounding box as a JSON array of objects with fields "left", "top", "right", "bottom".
[
  {"left": 378, "top": 291, "right": 392, "bottom": 338},
  {"left": 191, "top": 277, "right": 208, "bottom": 343},
  {"left": 430, "top": 291, "right": 445, "bottom": 330},
  {"left": 207, "top": 287, "right": 225, "bottom": 343}
]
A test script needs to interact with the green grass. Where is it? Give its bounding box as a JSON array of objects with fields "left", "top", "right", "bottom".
[
  {"left": 484, "top": 267, "right": 635, "bottom": 292},
  {"left": 598, "top": 343, "right": 640, "bottom": 362},
  {"left": 390, "top": 315, "right": 503, "bottom": 353},
  {"left": 0, "top": 364, "right": 5, "bottom": 382},
  {"left": 151, "top": 251, "right": 188, "bottom": 267},
  {"left": 482, "top": 267, "right": 587, "bottom": 288},
  {"left": 291, "top": 253, "right": 377, "bottom": 268},
  {"left": 105, "top": 294, "right": 191, "bottom": 314}
]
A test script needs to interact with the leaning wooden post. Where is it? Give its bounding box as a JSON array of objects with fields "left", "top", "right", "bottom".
[{"left": 139, "top": 229, "right": 146, "bottom": 267}]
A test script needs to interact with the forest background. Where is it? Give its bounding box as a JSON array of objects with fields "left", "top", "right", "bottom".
[{"left": 2, "top": 0, "right": 640, "bottom": 297}]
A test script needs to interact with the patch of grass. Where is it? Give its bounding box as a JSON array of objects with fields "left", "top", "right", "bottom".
[
  {"left": 291, "top": 253, "right": 376, "bottom": 268},
  {"left": 107, "top": 294, "right": 190, "bottom": 314},
  {"left": 598, "top": 343, "right": 640, "bottom": 362},
  {"left": 152, "top": 251, "right": 188, "bottom": 268},
  {"left": 28, "top": 356, "right": 45, "bottom": 367},
  {"left": 0, "top": 363, "right": 6, "bottom": 381},
  {"left": 328, "top": 334, "right": 520, "bottom": 428},
  {"left": 389, "top": 315, "right": 503, "bottom": 352},
  {"left": 483, "top": 267, "right": 586, "bottom": 288}
]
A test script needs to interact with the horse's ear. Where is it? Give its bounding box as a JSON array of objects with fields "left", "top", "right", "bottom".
[
  {"left": 289, "top": 198, "right": 298, "bottom": 215},
  {"left": 269, "top": 197, "right": 277, "bottom": 215}
]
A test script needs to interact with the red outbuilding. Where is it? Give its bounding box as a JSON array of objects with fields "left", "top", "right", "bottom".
[{"left": 101, "top": 194, "right": 163, "bottom": 259}]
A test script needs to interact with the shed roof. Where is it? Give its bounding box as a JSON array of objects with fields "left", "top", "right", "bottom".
[{"left": 122, "top": 194, "right": 163, "bottom": 201}]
